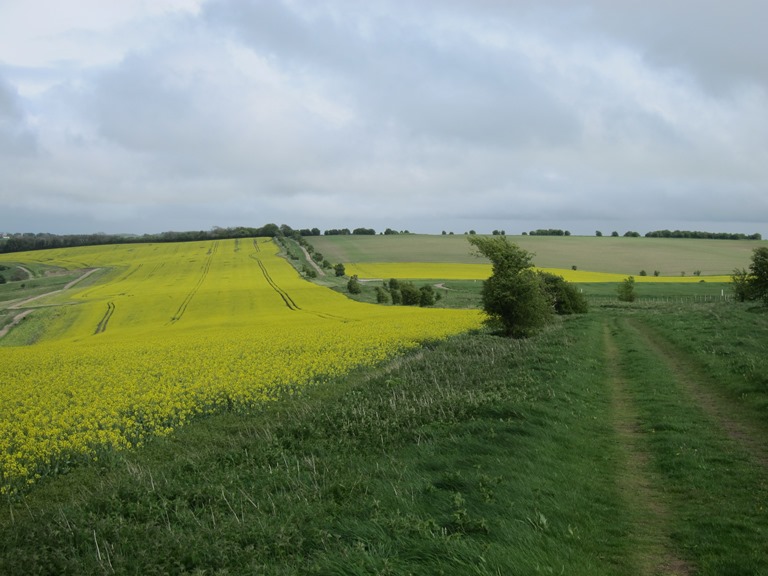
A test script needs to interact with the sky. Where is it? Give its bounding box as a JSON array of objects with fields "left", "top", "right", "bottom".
[{"left": 1, "top": 0, "right": 767, "bottom": 236}]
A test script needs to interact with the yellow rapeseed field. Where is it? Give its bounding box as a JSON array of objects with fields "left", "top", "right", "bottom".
[
  {"left": 343, "top": 262, "right": 732, "bottom": 283},
  {"left": 0, "top": 239, "right": 482, "bottom": 493}
]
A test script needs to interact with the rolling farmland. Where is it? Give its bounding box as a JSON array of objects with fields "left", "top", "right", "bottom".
[
  {"left": 0, "top": 238, "right": 481, "bottom": 493},
  {"left": 311, "top": 233, "right": 760, "bottom": 276},
  {"left": 1, "top": 233, "right": 767, "bottom": 574}
]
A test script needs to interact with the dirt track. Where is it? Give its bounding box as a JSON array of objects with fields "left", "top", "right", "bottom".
[{"left": 0, "top": 268, "right": 101, "bottom": 340}]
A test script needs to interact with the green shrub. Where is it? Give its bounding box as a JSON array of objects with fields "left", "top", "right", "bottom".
[
  {"left": 618, "top": 276, "right": 636, "bottom": 302},
  {"left": 538, "top": 272, "right": 588, "bottom": 314},
  {"left": 347, "top": 275, "right": 362, "bottom": 294}
]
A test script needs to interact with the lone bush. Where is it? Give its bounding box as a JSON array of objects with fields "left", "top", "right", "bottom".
[
  {"left": 467, "top": 235, "right": 553, "bottom": 337},
  {"left": 618, "top": 276, "right": 636, "bottom": 302}
]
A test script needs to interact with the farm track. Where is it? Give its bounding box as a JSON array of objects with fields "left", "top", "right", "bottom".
[
  {"left": 169, "top": 241, "right": 218, "bottom": 323},
  {"left": 625, "top": 317, "right": 768, "bottom": 470},
  {"left": 0, "top": 268, "right": 103, "bottom": 340},
  {"left": 605, "top": 315, "right": 768, "bottom": 573},
  {"left": 603, "top": 323, "right": 691, "bottom": 575}
]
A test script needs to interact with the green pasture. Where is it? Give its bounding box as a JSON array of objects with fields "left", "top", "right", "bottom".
[{"left": 310, "top": 234, "right": 763, "bottom": 276}]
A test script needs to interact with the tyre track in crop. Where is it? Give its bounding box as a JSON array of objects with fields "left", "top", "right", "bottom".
[
  {"left": 603, "top": 322, "right": 691, "bottom": 576},
  {"left": 249, "top": 238, "right": 303, "bottom": 311},
  {"left": 170, "top": 241, "right": 218, "bottom": 324},
  {"left": 626, "top": 318, "right": 768, "bottom": 470},
  {"left": 251, "top": 255, "right": 301, "bottom": 311},
  {"left": 94, "top": 302, "right": 116, "bottom": 334}
]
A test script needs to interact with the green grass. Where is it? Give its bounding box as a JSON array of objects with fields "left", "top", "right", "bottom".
[
  {"left": 606, "top": 309, "right": 768, "bottom": 574},
  {"left": 0, "top": 266, "right": 81, "bottom": 304},
  {"left": 3, "top": 237, "right": 768, "bottom": 574},
  {"left": 309, "top": 234, "right": 763, "bottom": 276},
  {"left": 0, "top": 317, "right": 635, "bottom": 575},
  {"left": 3, "top": 302, "right": 768, "bottom": 573}
]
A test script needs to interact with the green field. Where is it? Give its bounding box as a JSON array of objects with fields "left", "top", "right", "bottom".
[
  {"left": 2, "top": 235, "right": 768, "bottom": 574},
  {"left": 310, "top": 234, "right": 763, "bottom": 276}
]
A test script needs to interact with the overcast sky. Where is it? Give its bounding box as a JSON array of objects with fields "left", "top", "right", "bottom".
[{"left": 1, "top": 1, "right": 767, "bottom": 236}]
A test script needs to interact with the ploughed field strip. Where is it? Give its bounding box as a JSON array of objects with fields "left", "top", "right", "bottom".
[{"left": 603, "top": 315, "right": 768, "bottom": 574}]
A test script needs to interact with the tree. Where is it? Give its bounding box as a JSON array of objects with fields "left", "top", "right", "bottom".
[
  {"left": 467, "top": 235, "right": 552, "bottom": 337},
  {"left": 347, "top": 275, "right": 362, "bottom": 294},
  {"left": 618, "top": 276, "right": 636, "bottom": 302},
  {"left": 731, "top": 268, "right": 754, "bottom": 302},
  {"left": 733, "top": 247, "right": 768, "bottom": 304},
  {"left": 419, "top": 285, "right": 436, "bottom": 307},
  {"left": 750, "top": 247, "right": 768, "bottom": 304},
  {"left": 400, "top": 282, "right": 421, "bottom": 305},
  {"left": 334, "top": 263, "right": 346, "bottom": 277},
  {"left": 375, "top": 286, "right": 390, "bottom": 304}
]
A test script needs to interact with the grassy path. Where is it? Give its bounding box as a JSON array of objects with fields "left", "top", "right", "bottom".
[
  {"left": 605, "top": 312, "right": 768, "bottom": 575},
  {"left": 603, "top": 324, "right": 690, "bottom": 575}
]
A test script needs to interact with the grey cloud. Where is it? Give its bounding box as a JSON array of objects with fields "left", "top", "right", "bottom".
[{"left": 0, "top": 76, "right": 37, "bottom": 155}]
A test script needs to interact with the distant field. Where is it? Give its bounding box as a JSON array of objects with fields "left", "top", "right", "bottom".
[
  {"left": 343, "top": 262, "right": 732, "bottom": 283},
  {"left": 310, "top": 234, "right": 763, "bottom": 276}
]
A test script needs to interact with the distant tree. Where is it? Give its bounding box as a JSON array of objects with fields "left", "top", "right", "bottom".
[
  {"left": 334, "top": 263, "right": 346, "bottom": 277},
  {"left": 400, "top": 282, "right": 421, "bottom": 306},
  {"left": 611, "top": 231, "right": 619, "bottom": 237},
  {"left": 596, "top": 231, "right": 603, "bottom": 237},
  {"left": 390, "top": 289, "right": 402, "bottom": 305},
  {"left": 375, "top": 286, "right": 390, "bottom": 304},
  {"left": 419, "top": 285, "right": 436, "bottom": 307},
  {"left": 0, "top": 274, "right": 5, "bottom": 284},
  {"left": 469, "top": 230, "right": 477, "bottom": 235},
  {"left": 388, "top": 278, "right": 400, "bottom": 291},
  {"left": 618, "top": 276, "right": 636, "bottom": 302},
  {"left": 347, "top": 275, "right": 362, "bottom": 294},
  {"left": 467, "top": 235, "right": 552, "bottom": 337},
  {"left": 639, "top": 270, "right": 647, "bottom": 276}
]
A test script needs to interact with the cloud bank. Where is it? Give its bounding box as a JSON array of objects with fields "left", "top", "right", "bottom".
[{"left": 1, "top": 0, "right": 766, "bottom": 235}]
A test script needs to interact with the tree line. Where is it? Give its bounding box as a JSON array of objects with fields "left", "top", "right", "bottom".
[{"left": 644, "top": 230, "right": 762, "bottom": 240}]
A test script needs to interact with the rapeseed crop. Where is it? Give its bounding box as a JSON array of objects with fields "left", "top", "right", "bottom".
[
  {"left": 344, "top": 262, "right": 732, "bottom": 283},
  {"left": 0, "top": 239, "right": 482, "bottom": 493}
]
